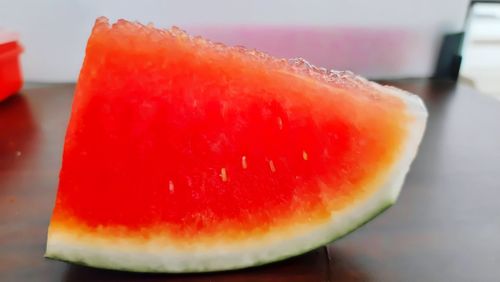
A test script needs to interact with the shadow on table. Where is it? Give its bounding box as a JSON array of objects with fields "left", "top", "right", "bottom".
[{"left": 0, "top": 93, "right": 39, "bottom": 184}]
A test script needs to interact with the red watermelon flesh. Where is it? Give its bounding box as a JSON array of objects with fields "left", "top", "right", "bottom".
[{"left": 46, "top": 17, "right": 427, "bottom": 272}]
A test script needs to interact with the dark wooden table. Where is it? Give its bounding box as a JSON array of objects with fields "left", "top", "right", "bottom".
[{"left": 1, "top": 80, "right": 499, "bottom": 282}]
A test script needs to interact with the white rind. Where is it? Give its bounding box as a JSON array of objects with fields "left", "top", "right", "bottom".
[{"left": 46, "top": 85, "right": 427, "bottom": 272}]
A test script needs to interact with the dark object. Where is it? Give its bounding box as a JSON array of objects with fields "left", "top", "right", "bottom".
[
  {"left": 1, "top": 80, "right": 500, "bottom": 281},
  {"left": 433, "top": 32, "right": 464, "bottom": 80}
]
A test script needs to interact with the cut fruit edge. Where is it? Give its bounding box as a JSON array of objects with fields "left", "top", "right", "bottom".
[{"left": 45, "top": 80, "right": 427, "bottom": 272}]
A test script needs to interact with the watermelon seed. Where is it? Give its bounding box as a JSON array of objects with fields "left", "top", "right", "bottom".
[
  {"left": 221, "top": 102, "right": 227, "bottom": 117},
  {"left": 220, "top": 168, "right": 228, "bottom": 182},
  {"left": 269, "top": 160, "right": 276, "bottom": 173},
  {"left": 277, "top": 117, "right": 283, "bottom": 130},
  {"left": 168, "top": 180, "right": 175, "bottom": 193},
  {"left": 323, "top": 148, "right": 329, "bottom": 157},
  {"left": 242, "top": 156, "right": 248, "bottom": 169},
  {"left": 302, "top": 150, "right": 309, "bottom": 161}
]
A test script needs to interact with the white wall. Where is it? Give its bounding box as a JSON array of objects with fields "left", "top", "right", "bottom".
[{"left": 0, "top": 0, "right": 469, "bottom": 82}]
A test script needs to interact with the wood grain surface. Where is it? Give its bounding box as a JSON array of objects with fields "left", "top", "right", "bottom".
[{"left": 1, "top": 80, "right": 499, "bottom": 281}]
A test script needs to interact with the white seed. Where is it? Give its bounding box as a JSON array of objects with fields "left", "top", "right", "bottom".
[
  {"left": 221, "top": 102, "right": 227, "bottom": 117},
  {"left": 323, "top": 148, "right": 329, "bottom": 157},
  {"left": 302, "top": 150, "right": 308, "bottom": 161},
  {"left": 220, "top": 168, "right": 228, "bottom": 182},
  {"left": 168, "top": 180, "right": 175, "bottom": 192},
  {"left": 269, "top": 160, "right": 276, "bottom": 172},
  {"left": 277, "top": 117, "right": 283, "bottom": 130},
  {"left": 15, "top": 151, "right": 21, "bottom": 157},
  {"left": 242, "top": 156, "right": 248, "bottom": 169}
]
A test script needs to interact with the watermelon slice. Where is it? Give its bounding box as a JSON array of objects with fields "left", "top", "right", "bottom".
[{"left": 46, "top": 17, "right": 427, "bottom": 272}]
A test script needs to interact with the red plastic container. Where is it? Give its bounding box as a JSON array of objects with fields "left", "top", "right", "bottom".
[{"left": 0, "top": 31, "right": 23, "bottom": 101}]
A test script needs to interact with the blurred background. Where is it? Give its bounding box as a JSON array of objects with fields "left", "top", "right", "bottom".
[
  {"left": 0, "top": 0, "right": 474, "bottom": 82},
  {"left": 2, "top": 0, "right": 499, "bottom": 100},
  {"left": 460, "top": 2, "right": 500, "bottom": 100}
]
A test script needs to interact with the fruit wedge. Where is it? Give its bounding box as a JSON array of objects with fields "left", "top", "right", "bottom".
[{"left": 46, "top": 17, "right": 427, "bottom": 272}]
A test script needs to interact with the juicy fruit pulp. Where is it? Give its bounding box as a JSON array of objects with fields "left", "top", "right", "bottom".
[{"left": 46, "top": 17, "right": 427, "bottom": 272}]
